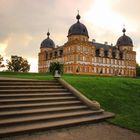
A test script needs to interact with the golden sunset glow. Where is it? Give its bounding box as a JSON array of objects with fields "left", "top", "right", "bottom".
[
  {"left": 28, "top": 58, "right": 38, "bottom": 72},
  {"left": 0, "top": 43, "right": 7, "bottom": 56}
]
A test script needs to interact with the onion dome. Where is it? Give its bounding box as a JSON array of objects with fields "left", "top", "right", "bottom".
[
  {"left": 68, "top": 12, "right": 89, "bottom": 37},
  {"left": 40, "top": 31, "right": 55, "bottom": 48},
  {"left": 116, "top": 28, "right": 133, "bottom": 47}
]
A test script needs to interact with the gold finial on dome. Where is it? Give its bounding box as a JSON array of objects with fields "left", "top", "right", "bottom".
[
  {"left": 122, "top": 25, "right": 126, "bottom": 35},
  {"left": 76, "top": 10, "right": 81, "bottom": 22},
  {"left": 47, "top": 29, "right": 50, "bottom": 38}
]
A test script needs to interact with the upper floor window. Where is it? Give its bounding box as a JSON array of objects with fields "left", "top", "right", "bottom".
[
  {"left": 77, "top": 46, "right": 80, "bottom": 51},
  {"left": 115, "top": 60, "right": 117, "bottom": 65}
]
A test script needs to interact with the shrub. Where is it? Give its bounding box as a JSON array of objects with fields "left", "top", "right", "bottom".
[
  {"left": 49, "top": 62, "right": 64, "bottom": 75},
  {"left": 136, "top": 63, "right": 140, "bottom": 77}
]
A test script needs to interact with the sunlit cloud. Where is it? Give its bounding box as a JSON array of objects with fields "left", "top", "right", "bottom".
[
  {"left": 0, "top": 43, "right": 8, "bottom": 56},
  {"left": 28, "top": 58, "right": 38, "bottom": 72},
  {"left": 84, "top": 0, "right": 137, "bottom": 33}
]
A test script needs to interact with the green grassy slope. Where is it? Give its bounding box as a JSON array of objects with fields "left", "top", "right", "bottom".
[
  {"left": 0, "top": 72, "right": 53, "bottom": 80},
  {"left": 62, "top": 74, "right": 140, "bottom": 133}
]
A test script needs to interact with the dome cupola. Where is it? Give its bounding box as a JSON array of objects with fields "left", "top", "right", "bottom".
[
  {"left": 68, "top": 12, "right": 89, "bottom": 37},
  {"left": 40, "top": 31, "right": 55, "bottom": 48},
  {"left": 116, "top": 28, "right": 133, "bottom": 47}
]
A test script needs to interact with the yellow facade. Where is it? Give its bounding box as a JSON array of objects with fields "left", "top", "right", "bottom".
[{"left": 38, "top": 14, "right": 136, "bottom": 77}]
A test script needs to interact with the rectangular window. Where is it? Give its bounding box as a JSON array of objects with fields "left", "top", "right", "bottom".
[
  {"left": 107, "top": 58, "right": 109, "bottom": 64},
  {"left": 115, "top": 60, "right": 117, "bottom": 65},
  {"left": 83, "top": 67, "right": 85, "bottom": 72},
  {"left": 122, "top": 70, "right": 124, "bottom": 74},
  {"left": 77, "top": 46, "right": 80, "bottom": 52},
  {"left": 68, "top": 48, "right": 70, "bottom": 54},
  {"left": 96, "top": 57, "right": 99, "bottom": 63},
  {"left": 107, "top": 68, "right": 109, "bottom": 73},
  {"left": 78, "top": 55, "right": 80, "bottom": 61},
  {"left": 101, "top": 58, "right": 103, "bottom": 63},
  {"left": 87, "top": 48, "right": 89, "bottom": 52},
  {"left": 103, "top": 58, "right": 105, "bottom": 63},
  {"left": 110, "top": 59, "right": 113, "bottom": 64},
  {"left": 94, "top": 57, "right": 96, "bottom": 62},
  {"left": 103, "top": 68, "right": 105, "bottom": 73},
  {"left": 83, "top": 56, "right": 85, "bottom": 62},
  {"left": 83, "top": 47, "right": 86, "bottom": 52},
  {"left": 94, "top": 67, "right": 96, "bottom": 72},
  {"left": 87, "top": 56, "right": 90, "bottom": 62},
  {"left": 86, "top": 67, "right": 89, "bottom": 72},
  {"left": 111, "top": 69, "right": 113, "bottom": 74}
]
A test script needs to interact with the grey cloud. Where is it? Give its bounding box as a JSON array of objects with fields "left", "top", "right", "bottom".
[
  {"left": 1, "top": 0, "right": 140, "bottom": 67},
  {"left": 0, "top": 0, "right": 93, "bottom": 59},
  {"left": 0, "top": 0, "right": 92, "bottom": 35}
]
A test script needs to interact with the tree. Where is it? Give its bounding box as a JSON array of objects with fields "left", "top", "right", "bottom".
[
  {"left": 0, "top": 55, "right": 5, "bottom": 69},
  {"left": 49, "top": 61, "right": 64, "bottom": 75},
  {"left": 7, "top": 55, "right": 30, "bottom": 72},
  {"left": 136, "top": 63, "right": 140, "bottom": 77}
]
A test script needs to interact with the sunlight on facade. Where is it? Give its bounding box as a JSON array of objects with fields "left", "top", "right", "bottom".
[{"left": 135, "top": 48, "right": 140, "bottom": 64}]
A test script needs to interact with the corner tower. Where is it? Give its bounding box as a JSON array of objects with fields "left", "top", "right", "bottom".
[
  {"left": 116, "top": 28, "right": 133, "bottom": 51},
  {"left": 63, "top": 12, "right": 93, "bottom": 74},
  {"left": 116, "top": 28, "right": 136, "bottom": 77},
  {"left": 38, "top": 31, "right": 55, "bottom": 72}
]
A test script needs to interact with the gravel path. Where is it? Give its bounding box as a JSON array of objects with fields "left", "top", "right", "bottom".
[{"left": 2, "top": 122, "right": 140, "bottom": 140}]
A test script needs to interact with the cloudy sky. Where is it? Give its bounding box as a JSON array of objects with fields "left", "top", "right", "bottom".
[{"left": 0, "top": 0, "right": 140, "bottom": 72}]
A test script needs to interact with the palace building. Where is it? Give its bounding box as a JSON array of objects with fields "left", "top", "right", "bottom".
[{"left": 38, "top": 13, "right": 136, "bottom": 77}]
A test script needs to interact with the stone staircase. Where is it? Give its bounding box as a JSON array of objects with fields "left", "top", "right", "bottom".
[{"left": 0, "top": 79, "right": 114, "bottom": 137}]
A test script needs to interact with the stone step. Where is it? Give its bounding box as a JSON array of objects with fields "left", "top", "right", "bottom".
[
  {"left": 0, "top": 92, "right": 72, "bottom": 99},
  {"left": 0, "top": 98, "right": 78, "bottom": 106},
  {"left": 0, "top": 88, "right": 68, "bottom": 93},
  {"left": 0, "top": 85, "right": 64, "bottom": 89},
  {"left": 0, "top": 105, "right": 88, "bottom": 117},
  {"left": 0, "top": 79, "right": 115, "bottom": 138},
  {"left": 0, "top": 80, "right": 57, "bottom": 82},
  {"left": 0, "top": 82, "right": 60, "bottom": 85},
  {"left": 0, "top": 112, "right": 113, "bottom": 137},
  {"left": 0, "top": 100, "right": 82, "bottom": 110},
  {"left": 0, "top": 109, "right": 103, "bottom": 126},
  {"left": 0, "top": 96, "right": 77, "bottom": 104}
]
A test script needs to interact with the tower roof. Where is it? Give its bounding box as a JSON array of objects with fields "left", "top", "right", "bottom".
[
  {"left": 40, "top": 32, "right": 55, "bottom": 48},
  {"left": 68, "top": 12, "right": 89, "bottom": 37},
  {"left": 116, "top": 28, "right": 133, "bottom": 47}
]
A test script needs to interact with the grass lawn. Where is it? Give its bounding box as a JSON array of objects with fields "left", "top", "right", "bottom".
[
  {"left": 0, "top": 72, "right": 53, "bottom": 80},
  {"left": 62, "top": 74, "right": 140, "bottom": 133}
]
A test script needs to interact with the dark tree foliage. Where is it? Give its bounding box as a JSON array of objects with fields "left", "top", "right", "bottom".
[
  {"left": 136, "top": 63, "right": 140, "bottom": 77},
  {"left": 0, "top": 55, "right": 5, "bottom": 69},
  {"left": 49, "top": 61, "right": 64, "bottom": 75},
  {"left": 7, "top": 55, "right": 30, "bottom": 72}
]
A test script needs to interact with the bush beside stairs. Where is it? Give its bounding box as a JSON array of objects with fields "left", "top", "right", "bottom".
[{"left": 0, "top": 78, "right": 114, "bottom": 137}]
